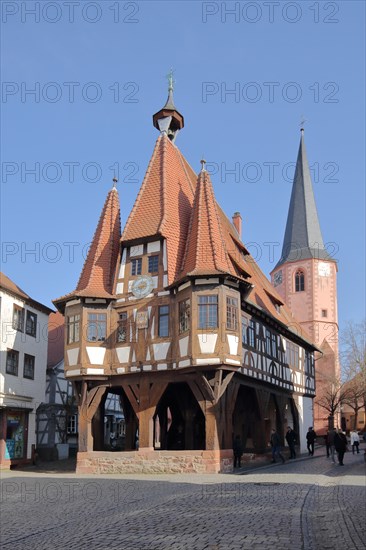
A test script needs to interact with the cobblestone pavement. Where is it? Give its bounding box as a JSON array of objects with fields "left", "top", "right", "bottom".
[{"left": 1, "top": 450, "right": 365, "bottom": 550}]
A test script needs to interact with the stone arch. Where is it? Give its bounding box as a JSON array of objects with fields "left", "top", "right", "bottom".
[
  {"left": 232, "top": 385, "right": 261, "bottom": 451},
  {"left": 154, "top": 383, "right": 205, "bottom": 450},
  {"left": 93, "top": 387, "right": 138, "bottom": 452}
]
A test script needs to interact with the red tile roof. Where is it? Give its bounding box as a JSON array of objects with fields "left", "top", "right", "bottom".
[
  {"left": 122, "top": 134, "right": 197, "bottom": 284},
  {"left": 180, "top": 169, "right": 235, "bottom": 278}
]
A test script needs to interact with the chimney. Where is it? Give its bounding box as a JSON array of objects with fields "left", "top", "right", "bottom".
[{"left": 232, "top": 212, "right": 242, "bottom": 238}]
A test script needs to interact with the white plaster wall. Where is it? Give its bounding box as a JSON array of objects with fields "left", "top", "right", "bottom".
[
  {"left": 147, "top": 241, "right": 160, "bottom": 253},
  {"left": 296, "top": 396, "right": 314, "bottom": 453},
  {"left": 118, "top": 249, "right": 127, "bottom": 278},
  {"left": 116, "top": 347, "right": 130, "bottom": 363},
  {"left": 153, "top": 342, "right": 170, "bottom": 361},
  {"left": 197, "top": 334, "right": 218, "bottom": 354},
  {"left": 86, "top": 347, "right": 106, "bottom": 365},
  {"left": 67, "top": 348, "right": 79, "bottom": 366},
  {"left": 0, "top": 289, "right": 49, "bottom": 458},
  {"left": 130, "top": 245, "right": 143, "bottom": 257},
  {"left": 227, "top": 334, "right": 239, "bottom": 355},
  {"left": 179, "top": 336, "right": 189, "bottom": 357}
]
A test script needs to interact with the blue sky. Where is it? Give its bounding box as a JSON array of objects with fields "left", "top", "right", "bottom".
[{"left": 1, "top": 1, "right": 365, "bottom": 334}]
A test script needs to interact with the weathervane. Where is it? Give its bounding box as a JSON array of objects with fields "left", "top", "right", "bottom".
[
  {"left": 166, "top": 68, "right": 175, "bottom": 92},
  {"left": 300, "top": 115, "right": 307, "bottom": 132}
]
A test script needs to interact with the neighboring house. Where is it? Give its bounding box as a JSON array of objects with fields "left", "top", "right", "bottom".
[
  {"left": 37, "top": 312, "right": 124, "bottom": 459},
  {"left": 53, "top": 84, "right": 319, "bottom": 474},
  {"left": 0, "top": 272, "right": 52, "bottom": 468},
  {"left": 36, "top": 312, "right": 78, "bottom": 459}
]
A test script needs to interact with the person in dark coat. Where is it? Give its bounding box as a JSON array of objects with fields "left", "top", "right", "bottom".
[
  {"left": 233, "top": 435, "right": 244, "bottom": 468},
  {"left": 334, "top": 429, "right": 348, "bottom": 465},
  {"left": 306, "top": 427, "right": 317, "bottom": 456},
  {"left": 285, "top": 426, "right": 297, "bottom": 459},
  {"left": 270, "top": 428, "right": 285, "bottom": 464}
]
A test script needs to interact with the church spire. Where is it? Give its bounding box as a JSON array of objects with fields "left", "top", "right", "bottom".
[
  {"left": 275, "top": 130, "right": 331, "bottom": 268},
  {"left": 152, "top": 70, "right": 184, "bottom": 143}
]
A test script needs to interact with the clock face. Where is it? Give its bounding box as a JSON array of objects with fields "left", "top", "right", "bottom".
[
  {"left": 131, "top": 275, "right": 154, "bottom": 298},
  {"left": 273, "top": 270, "right": 282, "bottom": 287},
  {"left": 318, "top": 262, "right": 330, "bottom": 277}
]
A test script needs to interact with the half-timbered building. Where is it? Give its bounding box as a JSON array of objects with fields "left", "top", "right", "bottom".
[{"left": 54, "top": 85, "right": 318, "bottom": 474}]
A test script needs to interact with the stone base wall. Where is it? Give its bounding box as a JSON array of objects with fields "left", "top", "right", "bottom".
[{"left": 76, "top": 449, "right": 234, "bottom": 474}]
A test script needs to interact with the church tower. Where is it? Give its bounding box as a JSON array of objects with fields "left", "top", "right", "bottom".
[{"left": 271, "top": 129, "right": 340, "bottom": 432}]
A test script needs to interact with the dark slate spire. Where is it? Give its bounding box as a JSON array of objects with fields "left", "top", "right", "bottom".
[
  {"left": 275, "top": 130, "right": 331, "bottom": 268},
  {"left": 152, "top": 70, "right": 184, "bottom": 143}
]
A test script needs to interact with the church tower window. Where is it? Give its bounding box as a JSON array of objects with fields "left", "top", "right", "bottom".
[{"left": 295, "top": 270, "right": 305, "bottom": 292}]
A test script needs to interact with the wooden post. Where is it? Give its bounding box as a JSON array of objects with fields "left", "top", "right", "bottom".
[
  {"left": 137, "top": 407, "right": 155, "bottom": 449},
  {"left": 205, "top": 404, "right": 219, "bottom": 450}
]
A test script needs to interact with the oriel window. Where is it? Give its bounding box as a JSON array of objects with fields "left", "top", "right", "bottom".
[
  {"left": 67, "top": 314, "right": 80, "bottom": 344},
  {"left": 226, "top": 296, "right": 238, "bottom": 331},
  {"left": 87, "top": 313, "right": 107, "bottom": 342},
  {"left": 179, "top": 299, "right": 190, "bottom": 333},
  {"left": 198, "top": 295, "right": 218, "bottom": 329}
]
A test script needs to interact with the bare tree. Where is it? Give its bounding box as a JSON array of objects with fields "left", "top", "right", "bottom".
[
  {"left": 341, "top": 320, "right": 366, "bottom": 429},
  {"left": 315, "top": 377, "right": 350, "bottom": 421}
]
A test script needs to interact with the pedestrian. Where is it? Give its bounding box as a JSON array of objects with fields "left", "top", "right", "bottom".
[
  {"left": 270, "top": 428, "right": 285, "bottom": 464},
  {"left": 334, "top": 428, "right": 348, "bottom": 466},
  {"left": 233, "top": 435, "right": 243, "bottom": 468},
  {"left": 306, "top": 426, "right": 317, "bottom": 456},
  {"left": 328, "top": 428, "right": 336, "bottom": 463},
  {"left": 285, "top": 426, "right": 297, "bottom": 459},
  {"left": 324, "top": 431, "right": 330, "bottom": 457},
  {"left": 350, "top": 430, "right": 360, "bottom": 454}
]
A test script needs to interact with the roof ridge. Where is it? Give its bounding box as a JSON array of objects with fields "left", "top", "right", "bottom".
[
  {"left": 157, "top": 134, "right": 168, "bottom": 234},
  {"left": 75, "top": 186, "right": 120, "bottom": 295},
  {"left": 122, "top": 135, "right": 163, "bottom": 240}
]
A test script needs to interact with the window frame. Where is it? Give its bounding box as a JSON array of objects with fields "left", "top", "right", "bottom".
[
  {"left": 67, "top": 414, "right": 78, "bottom": 434},
  {"left": 12, "top": 305, "right": 25, "bottom": 332},
  {"left": 117, "top": 312, "right": 128, "bottom": 343},
  {"left": 295, "top": 270, "right": 305, "bottom": 292},
  {"left": 158, "top": 305, "right": 169, "bottom": 337},
  {"left": 6, "top": 349, "right": 19, "bottom": 376},
  {"left": 23, "top": 353, "right": 35, "bottom": 380},
  {"left": 179, "top": 299, "right": 190, "bottom": 334},
  {"left": 67, "top": 314, "right": 80, "bottom": 344},
  {"left": 87, "top": 312, "right": 107, "bottom": 342},
  {"left": 148, "top": 255, "right": 159, "bottom": 274},
  {"left": 226, "top": 296, "right": 238, "bottom": 331},
  {"left": 131, "top": 258, "right": 142, "bottom": 276},
  {"left": 25, "top": 310, "right": 37, "bottom": 337},
  {"left": 198, "top": 295, "right": 218, "bottom": 330}
]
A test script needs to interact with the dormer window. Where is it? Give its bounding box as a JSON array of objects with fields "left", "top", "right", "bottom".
[
  {"left": 295, "top": 270, "right": 305, "bottom": 292},
  {"left": 131, "top": 258, "right": 142, "bottom": 276}
]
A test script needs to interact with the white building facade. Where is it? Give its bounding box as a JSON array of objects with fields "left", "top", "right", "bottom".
[{"left": 0, "top": 273, "right": 52, "bottom": 468}]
